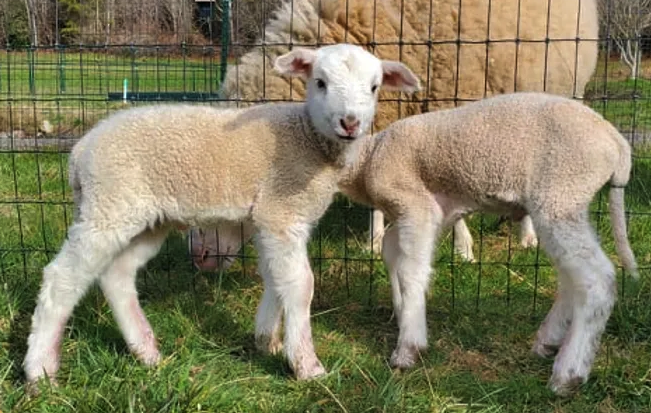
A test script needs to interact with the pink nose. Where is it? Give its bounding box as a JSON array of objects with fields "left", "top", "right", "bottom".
[{"left": 340, "top": 117, "right": 360, "bottom": 135}]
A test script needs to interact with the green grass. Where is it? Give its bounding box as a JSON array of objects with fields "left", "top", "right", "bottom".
[
  {"left": 585, "top": 77, "right": 651, "bottom": 133},
  {"left": 1, "top": 50, "right": 226, "bottom": 99},
  {"left": 0, "top": 146, "right": 650, "bottom": 411}
]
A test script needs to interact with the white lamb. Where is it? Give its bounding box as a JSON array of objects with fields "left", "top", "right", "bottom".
[
  {"left": 22, "top": 43, "right": 420, "bottom": 385},
  {"left": 337, "top": 92, "right": 638, "bottom": 396}
]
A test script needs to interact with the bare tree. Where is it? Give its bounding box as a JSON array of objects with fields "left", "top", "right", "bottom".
[
  {"left": 599, "top": 0, "right": 651, "bottom": 79},
  {"left": 231, "top": 0, "right": 283, "bottom": 55},
  {"left": 23, "top": 0, "right": 37, "bottom": 45}
]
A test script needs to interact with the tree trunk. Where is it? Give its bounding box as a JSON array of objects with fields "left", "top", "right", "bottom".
[
  {"left": 105, "top": 0, "right": 113, "bottom": 44},
  {"left": 615, "top": 37, "right": 641, "bottom": 80},
  {"left": 23, "top": 0, "right": 38, "bottom": 46}
]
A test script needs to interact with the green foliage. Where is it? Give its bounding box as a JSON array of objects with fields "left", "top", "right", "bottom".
[
  {"left": 58, "top": 0, "right": 88, "bottom": 45},
  {"left": 0, "top": 0, "right": 30, "bottom": 48}
]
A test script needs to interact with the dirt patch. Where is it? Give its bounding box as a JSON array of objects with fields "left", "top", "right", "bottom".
[{"left": 443, "top": 344, "right": 499, "bottom": 382}]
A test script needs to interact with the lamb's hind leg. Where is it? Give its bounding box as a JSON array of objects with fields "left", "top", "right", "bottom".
[
  {"left": 382, "top": 224, "right": 403, "bottom": 321},
  {"left": 520, "top": 215, "right": 539, "bottom": 249},
  {"left": 452, "top": 218, "right": 475, "bottom": 262},
  {"left": 23, "top": 222, "right": 132, "bottom": 384},
  {"left": 534, "top": 210, "right": 616, "bottom": 396},
  {"left": 99, "top": 228, "right": 169, "bottom": 366},
  {"left": 369, "top": 209, "right": 386, "bottom": 254},
  {"left": 532, "top": 269, "right": 573, "bottom": 358}
]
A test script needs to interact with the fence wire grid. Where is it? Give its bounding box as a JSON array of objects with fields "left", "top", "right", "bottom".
[{"left": 1, "top": 0, "right": 650, "bottom": 316}]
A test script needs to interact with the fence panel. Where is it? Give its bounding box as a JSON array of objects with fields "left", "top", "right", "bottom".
[{"left": 0, "top": 0, "right": 648, "bottom": 320}]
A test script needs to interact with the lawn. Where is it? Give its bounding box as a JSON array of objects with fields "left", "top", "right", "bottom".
[
  {"left": 0, "top": 52, "right": 651, "bottom": 411},
  {"left": 0, "top": 49, "right": 228, "bottom": 135}
]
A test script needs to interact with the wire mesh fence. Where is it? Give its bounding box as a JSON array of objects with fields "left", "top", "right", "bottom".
[{"left": 0, "top": 0, "right": 650, "bottom": 318}]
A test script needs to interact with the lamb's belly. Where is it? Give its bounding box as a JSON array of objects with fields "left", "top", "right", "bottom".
[
  {"left": 183, "top": 205, "right": 252, "bottom": 227},
  {"left": 476, "top": 191, "right": 527, "bottom": 219}
]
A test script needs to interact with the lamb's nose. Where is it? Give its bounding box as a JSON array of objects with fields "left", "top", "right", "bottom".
[{"left": 340, "top": 116, "right": 360, "bottom": 135}]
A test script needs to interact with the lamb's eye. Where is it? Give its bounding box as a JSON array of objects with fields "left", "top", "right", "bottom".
[
  {"left": 316, "top": 79, "right": 326, "bottom": 90},
  {"left": 371, "top": 84, "right": 379, "bottom": 93}
]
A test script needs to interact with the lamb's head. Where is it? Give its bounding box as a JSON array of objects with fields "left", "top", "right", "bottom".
[{"left": 274, "top": 43, "right": 420, "bottom": 143}]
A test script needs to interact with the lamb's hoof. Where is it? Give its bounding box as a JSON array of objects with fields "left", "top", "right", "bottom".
[
  {"left": 294, "top": 359, "right": 327, "bottom": 380},
  {"left": 255, "top": 334, "right": 284, "bottom": 356},
  {"left": 532, "top": 341, "right": 560, "bottom": 359},
  {"left": 548, "top": 373, "right": 585, "bottom": 397},
  {"left": 134, "top": 347, "right": 161, "bottom": 367},
  {"left": 520, "top": 234, "right": 539, "bottom": 249},
  {"left": 25, "top": 376, "right": 58, "bottom": 396},
  {"left": 454, "top": 246, "right": 475, "bottom": 263},
  {"left": 390, "top": 344, "right": 425, "bottom": 369},
  {"left": 460, "top": 251, "right": 476, "bottom": 263}
]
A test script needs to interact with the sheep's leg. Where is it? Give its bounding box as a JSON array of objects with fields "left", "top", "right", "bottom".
[
  {"left": 369, "top": 209, "right": 385, "bottom": 254},
  {"left": 382, "top": 225, "right": 403, "bottom": 320},
  {"left": 254, "top": 280, "right": 284, "bottom": 356},
  {"left": 389, "top": 206, "right": 440, "bottom": 369},
  {"left": 452, "top": 219, "right": 475, "bottom": 262},
  {"left": 532, "top": 270, "right": 573, "bottom": 358},
  {"left": 254, "top": 224, "right": 325, "bottom": 380},
  {"left": 520, "top": 215, "right": 539, "bottom": 249},
  {"left": 535, "top": 212, "right": 616, "bottom": 396},
  {"left": 24, "top": 222, "right": 129, "bottom": 384},
  {"left": 99, "top": 228, "right": 168, "bottom": 366}
]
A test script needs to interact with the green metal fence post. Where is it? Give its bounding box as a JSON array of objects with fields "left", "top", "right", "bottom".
[
  {"left": 58, "top": 46, "right": 66, "bottom": 94},
  {"left": 130, "top": 45, "right": 137, "bottom": 96},
  {"left": 28, "top": 47, "right": 35, "bottom": 96},
  {"left": 219, "top": 0, "right": 231, "bottom": 85}
]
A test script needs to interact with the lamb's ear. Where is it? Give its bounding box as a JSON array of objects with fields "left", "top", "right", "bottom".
[
  {"left": 274, "top": 48, "right": 318, "bottom": 80},
  {"left": 380, "top": 61, "right": 421, "bottom": 93}
]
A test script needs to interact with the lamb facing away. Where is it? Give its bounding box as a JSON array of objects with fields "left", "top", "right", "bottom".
[
  {"left": 208, "top": 0, "right": 600, "bottom": 259},
  {"left": 338, "top": 92, "right": 638, "bottom": 396},
  {"left": 22, "top": 43, "right": 420, "bottom": 385}
]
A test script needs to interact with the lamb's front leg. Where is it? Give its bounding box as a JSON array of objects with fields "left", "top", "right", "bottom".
[
  {"left": 254, "top": 283, "right": 284, "bottom": 356},
  {"left": 254, "top": 224, "right": 325, "bottom": 380},
  {"left": 388, "top": 206, "right": 440, "bottom": 369}
]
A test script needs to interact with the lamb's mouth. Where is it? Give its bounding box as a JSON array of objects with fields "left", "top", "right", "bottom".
[{"left": 337, "top": 134, "right": 356, "bottom": 141}]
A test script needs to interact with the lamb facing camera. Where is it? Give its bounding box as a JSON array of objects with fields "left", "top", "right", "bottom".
[{"left": 23, "top": 43, "right": 420, "bottom": 386}]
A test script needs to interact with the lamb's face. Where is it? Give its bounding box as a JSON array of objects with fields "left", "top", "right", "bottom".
[
  {"left": 275, "top": 44, "right": 421, "bottom": 143},
  {"left": 305, "top": 45, "right": 384, "bottom": 142}
]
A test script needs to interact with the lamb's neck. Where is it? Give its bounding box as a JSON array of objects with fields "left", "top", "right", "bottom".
[
  {"left": 298, "top": 106, "right": 357, "bottom": 168},
  {"left": 338, "top": 134, "right": 375, "bottom": 207}
]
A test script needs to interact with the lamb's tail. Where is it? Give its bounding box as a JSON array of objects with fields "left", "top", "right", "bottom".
[{"left": 608, "top": 129, "right": 638, "bottom": 279}]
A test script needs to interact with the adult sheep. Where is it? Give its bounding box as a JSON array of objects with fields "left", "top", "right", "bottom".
[
  {"left": 189, "top": 0, "right": 600, "bottom": 267},
  {"left": 23, "top": 43, "right": 420, "bottom": 386}
]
